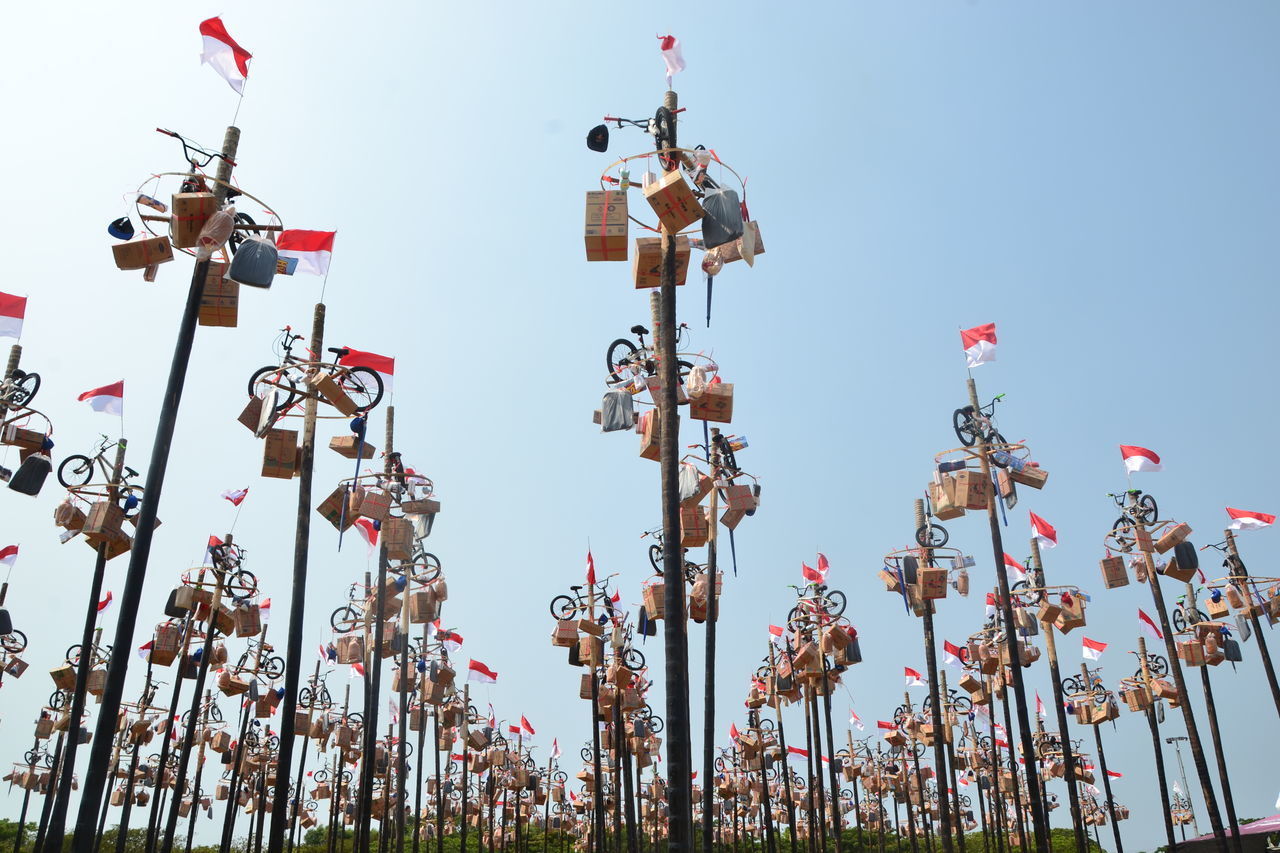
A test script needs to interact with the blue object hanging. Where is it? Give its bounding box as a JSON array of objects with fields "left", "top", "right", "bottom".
[
  {"left": 228, "top": 236, "right": 278, "bottom": 289},
  {"left": 108, "top": 217, "right": 135, "bottom": 240}
]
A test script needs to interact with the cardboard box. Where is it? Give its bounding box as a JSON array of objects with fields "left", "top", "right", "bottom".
[
  {"left": 237, "top": 396, "right": 263, "bottom": 433},
  {"left": 1009, "top": 466, "right": 1048, "bottom": 489},
  {"left": 308, "top": 372, "right": 360, "bottom": 416},
  {"left": 643, "top": 169, "right": 702, "bottom": 234},
  {"left": 82, "top": 502, "right": 124, "bottom": 547},
  {"left": 642, "top": 583, "right": 664, "bottom": 620},
  {"left": 261, "top": 428, "right": 299, "bottom": 479},
  {"left": 584, "top": 191, "right": 629, "bottom": 261},
  {"left": 2, "top": 426, "right": 44, "bottom": 451},
  {"left": 953, "top": 470, "right": 989, "bottom": 510},
  {"left": 383, "top": 517, "right": 414, "bottom": 561},
  {"left": 171, "top": 192, "right": 217, "bottom": 249},
  {"left": 638, "top": 411, "right": 661, "bottom": 462},
  {"left": 1155, "top": 523, "right": 1192, "bottom": 555},
  {"left": 199, "top": 262, "right": 238, "bottom": 328},
  {"left": 112, "top": 236, "right": 174, "bottom": 270},
  {"left": 919, "top": 567, "right": 948, "bottom": 600},
  {"left": 680, "top": 505, "right": 709, "bottom": 547},
  {"left": 632, "top": 236, "right": 691, "bottom": 289},
  {"left": 316, "top": 486, "right": 355, "bottom": 532},
  {"left": 1099, "top": 556, "right": 1128, "bottom": 589},
  {"left": 718, "top": 221, "right": 765, "bottom": 264},
  {"left": 929, "top": 475, "right": 965, "bottom": 521},
  {"left": 688, "top": 383, "right": 734, "bottom": 423},
  {"left": 330, "top": 435, "right": 375, "bottom": 459}
]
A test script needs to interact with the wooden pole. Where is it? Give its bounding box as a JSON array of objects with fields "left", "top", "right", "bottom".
[
  {"left": 750, "top": 708, "right": 775, "bottom": 853},
  {"left": 182, "top": 690, "right": 213, "bottom": 853},
  {"left": 1088, "top": 716, "right": 1122, "bottom": 853},
  {"left": 701, "top": 432, "right": 720, "bottom": 853},
  {"left": 1224, "top": 530, "right": 1280, "bottom": 716},
  {"left": 460, "top": 686, "right": 471, "bottom": 853},
  {"left": 395, "top": 573, "right": 412, "bottom": 853},
  {"left": 936, "top": 674, "right": 964, "bottom": 853},
  {"left": 912, "top": 501, "right": 952, "bottom": 853},
  {"left": 72, "top": 125, "right": 240, "bottom": 853},
  {"left": 1136, "top": 637, "right": 1178, "bottom": 851},
  {"left": 772, "top": 647, "right": 798, "bottom": 853},
  {"left": 269, "top": 302, "right": 327, "bottom": 853}
]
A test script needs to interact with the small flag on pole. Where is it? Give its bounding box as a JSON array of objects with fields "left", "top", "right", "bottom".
[
  {"left": 467, "top": 659, "right": 498, "bottom": 684},
  {"left": 97, "top": 592, "right": 114, "bottom": 614},
  {"left": 0, "top": 545, "right": 18, "bottom": 568},
  {"left": 657, "top": 35, "right": 685, "bottom": 83},
  {"left": 0, "top": 292, "right": 27, "bottom": 339},
  {"left": 78, "top": 381, "right": 124, "bottom": 416},
  {"left": 1003, "top": 553, "right": 1028, "bottom": 583},
  {"left": 199, "top": 17, "right": 252, "bottom": 94},
  {"left": 1082, "top": 637, "right": 1107, "bottom": 661},
  {"left": 848, "top": 709, "right": 865, "bottom": 731},
  {"left": 1029, "top": 512, "right": 1057, "bottom": 549},
  {"left": 960, "top": 323, "right": 997, "bottom": 367},
  {"left": 1138, "top": 609, "right": 1164, "bottom": 642},
  {"left": 551, "top": 738, "right": 562, "bottom": 760},
  {"left": 521, "top": 716, "right": 535, "bottom": 736},
  {"left": 338, "top": 348, "right": 395, "bottom": 390},
  {"left": 904, "top": 667, "right": 925, "bottom": 688},
  {"left": 942, "top": 641, "right": 965, "bottom": 670},
  {"left": 221, "top": 487, "right": 249, "bottom": 507},
  {"left": 1035, "top": 692, "right": 1046, "bottom": 719},
  {"left": 586, "top": 550, "right": 596, "bottom": 585},
  {"left": 276, "top": 230, "right": 336, "bottom": 276},
  {"left": 1120, "top": 445, "right": 1162, "bottom": 474},
  {"left": 1227, "top": 507, "right": 1275, "bottom": 531}
]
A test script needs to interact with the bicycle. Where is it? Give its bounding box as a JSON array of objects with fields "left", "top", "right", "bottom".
[
  {"left": 57, "top": 435, "right": 140, "bottom": 489},
  {"left": 0, "top": 369, "right": 40, "bottom": 409},
  {"left": 605, "top": 324, "right": 696, "bottom": 386},
  {"left": 300, "top": 674, "right": 335, "bottom": 710},
  {"left": 1108, "top": 489, "right": 1159, "bottom": 551},
  {"left": 330, "top": 584, "right": 374, "bottom": 633},
  {"left": 234, "top": 638, "right": 285, "bottom": 681},
  {"left": 1, "top": 628, "right": 28, "bottom": 655},
  {"left": 785, "top": 583, "right": 848, "bottom": 627},
  {"left": 641, "top": 528, "right": 699, "bottom": 581},
  {"left": 952, "top": 394, "right": 1007, "bottom": 448},
  {"left": 1171, "top": 592, "right": 1209, "bottom": 634},
  {"left": 915, "top": 497, "right": 950, "bottom": 549},
  {"left": 248, "top": 327, "right": 384, "bottom": 418},
  {"left": 549, "top": 575, "right": 619, "bottom": 621},
  {"left": 65, "top": 641, "right": 112, "bottom": 669}
]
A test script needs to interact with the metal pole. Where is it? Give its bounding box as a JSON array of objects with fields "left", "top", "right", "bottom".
[{"left": 72, "top": 126, "right": 240, "bottom": 853}]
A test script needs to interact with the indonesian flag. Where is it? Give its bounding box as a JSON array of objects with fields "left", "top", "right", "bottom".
[
  {"left": 768, "top": 624, "right": 785, "bottom": 645},
  {"left": 1120, "top": 445, "right": 1161, "bottom": 474},
  {"left": 904, "top": 667, "right": 926, "bottom": 688},
  {"left": 467, "top": 659, "right": 498, "bottom": 684},
  {"left": 78, "top": 381, "right": 124, "bottom": 416},
  {"left": 960, "top": 323, "right": 997, "bottom": 367},
  {"left": 0, "top": 545, "right": 17, "bottom": 568},
  {"left": 260, "top": 598, "right": 271, "bottom": 622},
  {"left": 817, "top": 552, "right": 830, "bottom": 575},
  {"left": 1029, "top": 512, "right": 1057, "bottom": 550},
  {"left": 801, "top": 557, "right": 828, "bottom": 583},
  {"left": 657, "top": 35, "right": 685, "bottom": 80},
  {"left": 1035, "top": 692, "right": 1046, "bottom": 719},
  {"left": 942, "top": 641, "right": 965, "bottom": 670},
  {"left": 199, "top": 17, "right": 252, "bottom": 94},
  {"left": 551, "top": 738, "right": 562, "bottom": 760},
  {"left": 729, "top": 722, "right": 740, "bottom": 741},
  {"left": 339, "top": 347, "right": 395, "bottom": 391},
  {"left": 1138, "top": 609, "right": 1164, "bottom": 642},
  {"left": 876, "top": 720, "right": 897, "bottom": 731},
  {"left": 1107, "top": 770, "right": 1123, "bottom": 779},
  {"left": 221, "top": 487, "right": 249, "bottom": 507},
  {"left": 97, "top": 592, "right": 114, "bottom": 614},
  {"left": 985, "top": 592, "right": 998, "bottom": 619},
  {"left": 508, "top": 724, "right": 521, "bottom": 735},
  {"left": 353, "top": 517, "right": 379, "bottom": 553},
  {"left": 430, "top": 621, "right": 463, "bottom": 652},
  {"left": 137, "top": 640, "right": 153, "bottom": 661},
  {"left": 277, "top": 230, "right": 336, "bottom": 277},
  {"left": 388, "top": 697, "right": 400, "bottom": 727},
  {"left": 0, "top": 292, "right": 26, "bottom": 339},
  {"left": 586, "top": 550, "right": 596, "bottom": 585},
  {"left": 1227, "top": 507, "right": 1275, "bottom": 531},
  {"left": 848, "top": 709, "right": 865, "bottom": 731},
  {"left": 1081, "top": 637, "right": 1107, "bottom": 661},
  {"left": 786, "top": 746, "right": 809, "bottom": 762},
  {"left": 1002, "top": 553, "right": 1028, "bottom": 583},
  {"left": 521, "top": 716, "right": 535, "bottom": 736},
  {"left": 350, "top": 660, "right": 365, "bottom": 678}
]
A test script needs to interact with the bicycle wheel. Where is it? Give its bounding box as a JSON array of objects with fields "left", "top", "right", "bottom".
[
  {"left": 647, "top": 543, "right": 663, "bottom": 573},
  {"left": 331, "top": 606, "right": 362, "bottom": 634},
  {"left": 407, "top": 551, "right": 442, "bottom": 582},
  {"left": 262, "top": 656, "right": 286, "bottom": 681},
  {"left": 549, "top": 595, "right": 578, "bottom": 621},
  {"left": 580, "top": 747, "right": 593, "bottom": 763},
  {"left": 952, "top": 409, "right": 979, "bottom": 447},
  {"left": 225, "top": 570, "right": 258, "bottom": 599},
  {"left": 57, "top": 455, "right": 94, "bottom": 488},
  {"left": 1, "top": 630, "right": 26, "bottom": 654},
  {"left": 1111, "top": 518, "right": 1135, "bottom": 553},
  {"left": 676, "top": 360, "right": 695, "bottom": 386},
  {"left": 49, "top": 690, "right": 69, "bottom": 710},
  {"left": 606, "top": 339, "right": 639, "bottom": 380},
  {"left": 1138, "top": 494, "right": 1159, "bottom": 525},
  {"left": 65, "top": 644, "right": 84, "bottom": 665},
  {"left": 1172, "top": 609, "right": 1188, "bottom": 633},
  {"left": 248, "top": 366, "right": 300, "bottom": 414},
  {"left": 824, "top": 590, "right": 847, "bottom": 618},
  {"left": 622, "top": 648, "right": 646, "bottom": 672},
  {"left": 653, "top": 106, "right": 676, "bottom": 165},
  {"left": 915, "top": 524, "right": 949, "bottom": 549},
  {"left": 646, "top": 715, "right": 664, "bottom": 734},
  {"left": 338, "top": 367, "right": 384, "bottom": 411},
  {"left": 9, "top": 370, "right": 39, "bottom": 407}
]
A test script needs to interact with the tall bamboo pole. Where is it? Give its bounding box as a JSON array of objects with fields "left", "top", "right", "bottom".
[
  {"left": 772, "top": 648, "right": 797, "bottom": 853},
  {"left": 701, "top": 433, "right": 720, "bottom": 853},
  {"left": 912, "top": 501, "right": 952, "bottom": 853},
  {"left": 1136, "top": 638, "right": 1177, "bottom": 851},
  {"left": 1224, "top": 530, "right": 1280, "bottom": 716},
  {"left": 1087, "top": 712, "right": 1121, "bottom": 853},
  {"left": 72, "top": 126, "right": 240, "bottom": 853},
  {"left": 183, "top": 690, "right": 213, "bottom": 853},
  {"left": 936, "top": 674, "right": 964, "bottom": 853}
]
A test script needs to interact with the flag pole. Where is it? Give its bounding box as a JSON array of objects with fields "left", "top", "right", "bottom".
[
  {"left": 1224, "top": 530, "right": 1280, "bottom": 716},
  {"left": 913, "top": 499, "right": 954, "bottom": 853},
  {"left": 963, "top": 378, "right": 1049, "bottom": 853},
  {"left": 1026, "top": 540, "right": 1086, "bottom": 853},
  {"left": 71, "top": 125, "right": 241, "bottom": 853}
]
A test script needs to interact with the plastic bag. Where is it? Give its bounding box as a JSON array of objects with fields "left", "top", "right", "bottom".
[
  {"left": 600, "top": 389, "right": 634, "bottom": 433},
  {"left": 685, "top": 365, "right": 708, "bottom": 398},
  {"left": 701, "top": 188, "right": 744, "bottom": 249},
  {"left": 678, "top": 463, "right": 700, "bottom": 502},
  {"left": 196, "top": 206, "right": 235, "bottom": 261}
]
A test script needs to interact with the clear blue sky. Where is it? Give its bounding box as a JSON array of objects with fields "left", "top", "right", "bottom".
[{"left": 0, "top": 2, "right": 1278, "bottom": 849}]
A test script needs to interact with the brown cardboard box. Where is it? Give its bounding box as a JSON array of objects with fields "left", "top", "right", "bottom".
[
  {"left": 718, "top": 222, "right": 765, "bottom": 264},
  {"left": 2, "top": 426, "right": 44, "bottom": 451},
  {"left": 112, "top": 236, "right": 174, "bottom": 270},
  {"left": 199, "top": 262, "right": 238, "bottom": 327},
  {"left": 680, "top": 505, "right": 709, "bottom": 547},
  {"left": 953, "top": 471, "right": 989, "bottom": 510},
  {"left": 1009, "top": 466, "right": 1048, "bottom": 489},
  {"left": 237, "top": 396, "right": 263, "bottom": 433},
  {"left": 383, "top": 517, "right": 414, "bottom": 561},
  {"left": 1100, "top": 556, "right": 1128, "bottom": 589},
  {"left": 584, "top": 191, "right": 629, "bottom": 261},
  {"left": 929, "top": 475, "right": 965, "bottom": 521},
  {"left": 401, "top": 498, "right": 440, "bottom": 515},
  {"left": 82, "top": 502, "right": 124, "bottom": 547},
  {"left": 1162, "top": 556, "right": 1197, "bottom": 583},
  {"left": 919, "top": 567, "right": 948, "bottom": 600},
  {"left": 643, "top": 169, "right": 702, "bottom": 234},
  {"left": 351, "top": 488, "right": 391, "bottom": 522},
  {"left": 316, "top": 486, "right": 355, "bottom": 531},
  {"left": 642, "top": 583, "right": 664, "bottom": 620},
  {"left": 1132, "top": 526, "right": 1154, "bottom": 553},
  {"left": 1155, "top": 522, "right": 1192, "bottom": 554},
  {"left": 688, "top": 383, "right": 734, "bottom": 423},
  {"left": 307, "top": 372, "right": 360, "bottom": 416},
  {"left": 330, "top": 435, "right": 375, "bottom": 459},
  {"left": 171, "top": 192, "right": 217, "bottom": 248},
  {"left": 633, "top": 235, "right": 691, "bottom": 289},
  {"left": 261, "top": 428, "right": 299, "bottom": 479},
  {"left": 638, "top": 411, "right": 661, "bottom": 462}
]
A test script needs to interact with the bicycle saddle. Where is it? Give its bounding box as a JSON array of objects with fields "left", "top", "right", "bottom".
[
  {"left": 327, "top": 347, "right": 350, "bottom": 357},
  {"left": 569, "top": 585, "right": 582, "bottom": 592},
  {"left": 630, "top": 325, "right": 649, "bottom": 336},
  {"left": 125, "top": 467, "right": 139, "bottom": 478}
]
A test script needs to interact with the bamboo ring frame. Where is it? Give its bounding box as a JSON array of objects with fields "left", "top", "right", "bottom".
[
  {"left": 598, "top": 147, "right": 747, "bottom": 236},
  {"left": 0, "top": 407, "right": 53, "bottom": 437},
  {"left": 610, "top": 350, "right": 722, "bottom": 410},
  {"left": 133, "top": 171, "right": 283, "bottom": 258},
  {"left": 1101, "top": 518, "right": 1179, "bottom": 554},
  {"left": 64, "top": 482, "right": 145, "bottom": 503},
  {"left": 932, "top": 439, "right": 1032, "bottom": 468}
]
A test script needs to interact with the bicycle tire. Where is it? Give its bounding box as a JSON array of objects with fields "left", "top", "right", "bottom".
[
  {"left": 676, "top": 360, "right": 695, "bottom": 386},
  {"left": 228, "top": 212, "right": 260, "bottom": 255},
  {"left": 65, "top": 644, "right": 83, "bottom": 665},
  {"left": 653, "top": 106, "right": 676, "bottom": 167},
  {"left": 331, "top": 606, "right": 362, "bottom": 634},
  {"left": 262, "top": 656, "right": 286, "bottom": 681},
  {"left": 647, "top": 715, "right": 664, "bottom": 734},
  {"left": 606, "top": 339, "right": 639, "bottom": 381},
  {"left": 549, "top": 595, "right": 578, "bottom": 621},
  {"left": 1111, "top": 518, "right": 1135, "bottom": 552},
  {"left": 824, "top": 590, "right": 848, "bottom": 617},
  {"left": 1138, "top": 494, "right": 1158, "bottom": 525},
  {"left": 915, "top": 524, "right": 949, "bottom": 549},
  {"left": 49, "top": 689, "right": 69, "bottom": 710},
  {"left": 339, "top": 366, "right": 384, "bottom": 411},
  {"left": 10, "top": 370, "right": 39, "bottom": 407},
  {"left": 407, "top": 551, "right": 442, "bottom": 582},
  {"left": 622, "top": 648, "right": 646, "bottom": 672},
  {"left": 226, "top": 570, "right": 258, "bottom": 599},
  {"left": 298, "top": 687, "right": 314, "bottom": 707},
  {"left": 953, "top": 409, "right": 979, "bottom": 447},
  {"left": 580, "top": 747, "right": 593, "bottom": 763},
  {"left": 57, "top": 455, "right": 94, "bottom": 488},
  {"left": 647, "top": 543, "right": 663, "bottom": 573},
  {"left": 1, "top": 630, "right": 26, "bottom": 654},
  {"left": 248, "top": 366, "right": 300, "bottom": 415}
]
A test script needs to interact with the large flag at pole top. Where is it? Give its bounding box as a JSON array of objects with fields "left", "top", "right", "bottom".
[
  {"left": 1227, "top": 507, "right": 1275, "bottom": 531},
  {"left": 904, "top": 667, "right": 925, "bottom": 688},
  {"left": 0, "top": 292, "right": 26, "bottom": 339},
  {"left": 1029, "top": 512, "right": 1057, "bottom": 549},
  {"left": 221, "top": 487, "right": 249, "bottom": 507},
  {"left": 338, "top": 347, "right": 395, "bottom": 390},
  {"left": 1082, "top": 637, "right": 1107, "bottom": 661},
  {"left": 657, "top": 35, "right": 685, "bottom": 82},
  {"left": 586, "top": 550, "right": 596, "bottom": 585},
  {"left": 1002, "top": 553, "right": 1028, "bottom": 583},
  {"left": 0, "top": 545, "right": 17, "bottom": 568},
  {"left": 1120, "top": 445, "right": 1161, "bottom": 473},
  {"left": 467, "top": 659, "right": 498, "bottom": 684},
  {"left": 78, "top": 381, "right": 124, "bottom": 416},
  {"left": 1138, "top": 609, "right": 1164, "bottom": 642},
  {"left": 942, "top": 641, "right": 965, "bottom": 670},
  {"left": 276, "top": 230, "right": 336, "bottom": 276},
  {"left": 199, "top": 17, "right": 252, "bottom": 94},
  {"left": 960, "top": 323, "right": 997, "bottom": 367}
]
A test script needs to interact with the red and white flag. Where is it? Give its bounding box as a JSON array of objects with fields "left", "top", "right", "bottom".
[
  {"left": 767, "top": 624, "right": 785, "bottom": 645},
  {"left": 904, "top": 667, "right": 925, "bottom": 688},
  {"left": 199, "top": 17, "right": 252, "bottom": 94},
  {"left": 350, "top": 660, "right": 365, "bottom": 678},
  {"left": 1002, "top": 553, "right": 1028, "bottom": 583},
  {"left": 786, "top": 746, "right": 809, "bottom": 762},
  {"left": 848, "top": 709, "right": 865, "bottom": 731},
  {"left": 508, "top": 724, "right": 521, "bottom": 735},
  {"left": 729, "top": 722, "right": 740, "bottom": 741},
  {"left": 551, "top": 738, "right": 562, "bottom": 760},
  {"left": 430, "top": 621, "right": 464, "bottom": 652},
  {"left": 0, "top": 545, "right": 17, "bottom": 568},
  {"left": 353, "top": 518, "right": 379, "bottom": 553},
  {"left": 0, "top": 292, "right": 27, "bottom": 339},
  {"left": 467, "top": 659, "right": 498, "bottom": 684},
  {"left": 657, "top": 35, "right": 685, "bottom": 81},
  {"left": 1120, "top": 445, "right": 1161, "bottom": 474},
  {"left": 260, "top": 598, "right": 271, "bottom": 621},
  {"left": 960, "top": 323, "right": 997, "bottom": 367},
  {"left": 97, "top": 592, "right": 114, "bottom": 614},
  {"left": 521, "top": 716, "right": 535, "bottom": 736},
  {"left": 817, "top": 552, "right": 830, "bottom": 575},
  {"left": 1227, "top": 507, "right": 1275, "bottom": 531},
  {"left": 876, "top": 720, "right": 897, "bottom": 731},
  {"left": 277, "top": 230, "right": 337, "bottom": 277},
  {"left": 1138, "top": 609, "right": 1164, "bottom": 642},
  {"left": 221, "top": 487, "right": 249, "bottom": 507},
  {"left": 942, "top": 641, "right": 965, "bottom": 670},
  {"left": 78, "top": 381, "right": 124, "bottom": 416},
  {"left": 339, "top": 347, "right": 395, "bottom": 391},
  {"left": 1029, "top": 512, "right": 1057, "bottom": 550},
  {"left": 985, "top": 592, "right": 998, "bottom": 619},
  {"left": 1082, "top": 637, "right": 1107, "bottom": 661},
  {"left": 1107, "top": 770, "right": 1123, "bottom": 778},
  {"left": 586, "top": 550, "right": 596, "bottom": 585},
  {"left": 801, "top": 562, "right": 824, "bottom": 583},
  {"left": 136, "top": 640, "right": 153, "bottom": 661},
  {"left": 1035, "top": 692, "right": 1046, "bottom": 719}
]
